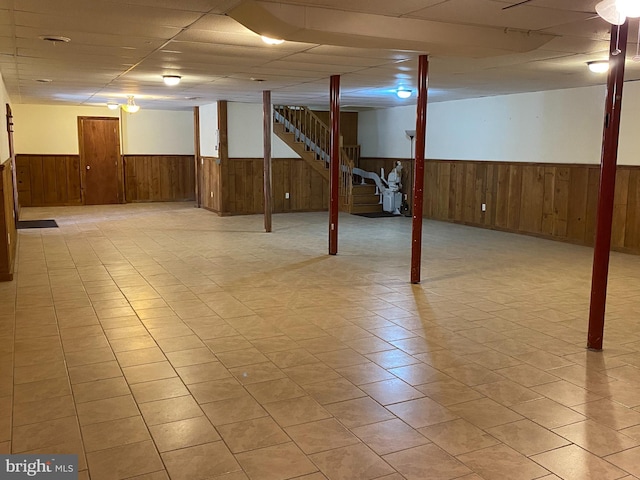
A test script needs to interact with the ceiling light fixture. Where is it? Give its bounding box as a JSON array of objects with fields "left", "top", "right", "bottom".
[
  {"left": 261, "top": 35, "right": 284, "bottom": 45},
  {"left": 107, "top": 102, "right": 119, "bottom": 110},
  {"left": 163, "top": 75, "right": 181, "bottom": 86},
  {"left": 587, "top": 60, "right": 610, "bottom": 73},
  {"left": 617, "top": 0, "right": 640, "bottom": 17},
  {"left": 122, "top": 95, "right": 140, "bottom": 113},
  {"left": 595, "top": 0, "right": 640, "bottom": 24},
  {"left": 396, "top": 88, "right": 412, "bottom": 99}
]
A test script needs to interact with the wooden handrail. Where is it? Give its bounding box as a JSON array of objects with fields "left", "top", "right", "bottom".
[
  {"left": 343, "top": 145, "right": 361, "bottom": 165},
  {"left": 274, "top": 105, "right": 357, "bottom": 209}
]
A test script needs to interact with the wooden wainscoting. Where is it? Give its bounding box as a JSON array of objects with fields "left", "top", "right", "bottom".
[
  {"left": 16, "top": 154, "right": 82, "bottom": 207},
  {"left": 123, "top": 155, "right": 195, "bottom": 202},
  {"left": 361, "top": 158, "right": 640, "bottom": 254},
  {"left": 272, "top": 158, "right": 328, "bottom": 213},
  {"left": 312, "top": 111, "right": 359, "bottom": 145},
  {"left": 201, "top": 157, "right": 328, "bottom": 215},
  {"left": 202, "top": 156, "right": 222, "bottom": 214},
  {"left": 0, "top": 159, "right": 17, "bottom": 281}
]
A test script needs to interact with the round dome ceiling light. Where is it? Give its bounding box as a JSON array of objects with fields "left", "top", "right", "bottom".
[
  {"left": 396, "top": 88, "right": 412, "bottom": 99},
  {"left": 261, "top": 35, "right": 284, "bottom": 45},
  {"left": 587, "top": 60, "right": 609, "bottom": 73},
  {"left": 163, "top": 75, "right": 182, "bottom": 86}
]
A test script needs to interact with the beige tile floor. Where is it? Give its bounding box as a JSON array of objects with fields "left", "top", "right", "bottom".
[{"left": 1, "top": 202, "right": 640, "bottom": 479}]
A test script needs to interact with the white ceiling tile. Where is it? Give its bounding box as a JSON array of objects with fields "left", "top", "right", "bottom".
[
  {"left": 14, "top": 0, "right": 204, "bottom": 28},
  {"left": 114, "top": 0, "right": 239, "bottom": 13},
  {"left": 187, "top": 13, "right": 255, "bottom": 33},
  {"left": 408, "top": 0, "right": 594, "bottom": 30},
  {"left": 0, "top": 8, "right": 12, "bottom": 25},
  {"left": 258, "top": 0, "right": 443, "bottom": 17},
  {"left": 526, "top": 0, "right": 599, "bottom": 13},
  {"left": 0, "top": 0, "right": 627, "bottom": 108},
  {"left": 13, "top": 11, "right": 183, "bottom": 38}
]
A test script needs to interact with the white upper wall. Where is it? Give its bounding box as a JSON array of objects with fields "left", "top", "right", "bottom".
[
  {"left": 12, "top": 105, "right": 118, "bottom": 155},
  {"left": 359, "top": 81, "right": 640, "bottom": 166},
  {"left": 359, "top": 105, "right": 417, "bottom": 159},
  {"left": 0, "top": 74, "right": 10, "bottom": 162},
  {"left": 121, "top": 109, "right": 194, "bottom": 155},
  {"left": 199, "top": 103, "right": 219, "bottom": 157},
  {"left": 227, "top": 102, "right": 298, "bottom": 158},
  {"left": 12, "top": 104, "right": 193, "bottom": 155}
]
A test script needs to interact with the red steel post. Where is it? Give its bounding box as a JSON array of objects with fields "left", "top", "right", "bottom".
[
  {"left": 329, "top": 75, "right": 340, "bottom": 255},
  {"left": 410, "top": 55, "right": 429, "bottom": 283},
  {"left": 263, "top": 90, "right": 273, "bottom": 233},
  {"left": 588, "top": 21, "right": 629, "bottom": 350}
]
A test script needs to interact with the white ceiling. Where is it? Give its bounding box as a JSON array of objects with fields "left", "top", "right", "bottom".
[{"left": 0, "top": 0, "right": 635, "bottom": 110}]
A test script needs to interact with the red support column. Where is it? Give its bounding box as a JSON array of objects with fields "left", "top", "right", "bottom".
[
  {"left": 410, "top": 55, "right": 429, "bottom": 284},
  {"left": 263, "top": 90, "right": 273, "bottom": 233},
  {"left": 193, "top": 106, "right": 201, "bottom": 208},
  {"left": 329, "top": 75, "right": 341, "bottom": 255},
  {"left": 588, "top": 21, "right": 629, "bottom": 351}
]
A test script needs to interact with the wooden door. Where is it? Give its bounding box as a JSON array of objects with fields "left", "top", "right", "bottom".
[{"left": 78, "top": 117, "right": 122, "bottom": 205}]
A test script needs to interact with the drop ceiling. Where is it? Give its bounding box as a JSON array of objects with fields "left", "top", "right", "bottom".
[{"left": 0, "top": 0, "right": 634, "bottom": 110}]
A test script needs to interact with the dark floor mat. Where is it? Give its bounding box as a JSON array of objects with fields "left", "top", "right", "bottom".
[
  {"left": 353, "top": 212, "right": 408, "bottom": 218},
  {"left": 17, "top": 219, "right": 58, "bottom": 229}
]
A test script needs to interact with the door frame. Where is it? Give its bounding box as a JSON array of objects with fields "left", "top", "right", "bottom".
[
  {"left": 5, "top": 104, "right": 19, "bottom": 220},
  {"left": 78, "top": 116, "right": 124, "bottom": 204}
]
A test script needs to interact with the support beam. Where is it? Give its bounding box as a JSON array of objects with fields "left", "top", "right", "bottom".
[
  {"left": 329, "top": 75, "right": 340, "bottom": 255},
  {"left": 587, "top": 22, "right": 629, "bottom": 351},
  {"left": 193, "top": 106, "right": 201, "bottom": 208},
  {"left": 410, "top": 55, "right": 429, "bottom": 284},
  {"left": 218, "top": 101, "right": 229, "bottom": 213},
  {"left": 263, "top": 91, "right": 273, "bottom": 233}
]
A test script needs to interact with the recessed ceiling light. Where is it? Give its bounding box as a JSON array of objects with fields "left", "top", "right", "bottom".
[
  {"left": 396, "top": 88, "right": 412, "bottom": 99},
  {"left": 587, "top": 60, "right": 609, "bottom": 73},
  {"left": 251, "top": 78, "right": 266, "bottom": 82},
  {"left": 35, "top": 78, "right": 53, "bottom": 83},
  {"left": 261, "top": 35, "right": 284, "bottom": 45},
  {"left": 163, "top": 75, "right": 181, "bottom": 86},
  {"left": 39, "top": 35, "right": 71, "bottom": 44}
]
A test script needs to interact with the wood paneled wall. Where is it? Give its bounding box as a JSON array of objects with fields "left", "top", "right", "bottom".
[
  {"left": 0, "top": 159, "right": 17, "bottom": 281},
  {"left": 123, "top": 155, "right": 195, "bottom": 202},
  {"left": 201, "top": 156, "right": 222, "bottom": 214},
  {"left": 312, "top": 111, "right": 359, "bottom": 145},
  {"left": 16, "top": 155, "right": 82, "bottom": 206},
  {"left": 361, "top": 158, "right": 640, "bottom": 254},
  {"left": 16, "top": 154, "right": 195, "bottom": 206},
  {"left": 201, "top": 157, "right": 328, "bottom": 215}
]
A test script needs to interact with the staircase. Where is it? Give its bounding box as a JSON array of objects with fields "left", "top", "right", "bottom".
[
  {"left": 350, "top": 184, "right": 383, "bottom": 214},
  {"left": 273, "top": 105, "right": 384, "bottom": 214}
]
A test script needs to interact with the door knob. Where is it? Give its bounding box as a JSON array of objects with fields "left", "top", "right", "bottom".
[{"left": 86, "top": 165, "right": 91, "bottom": 170}]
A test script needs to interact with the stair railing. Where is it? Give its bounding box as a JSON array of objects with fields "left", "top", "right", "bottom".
[
  {"left": 343, "top": 145, "right": 361, "bottom": 166},
  {"left": 274, "top": 105, "right": 356, "bottom": 210}
]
